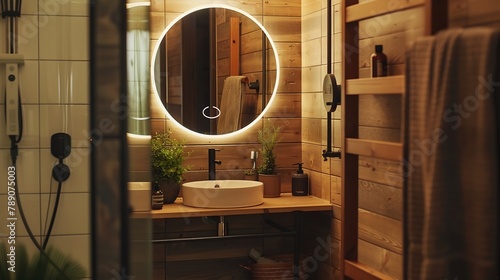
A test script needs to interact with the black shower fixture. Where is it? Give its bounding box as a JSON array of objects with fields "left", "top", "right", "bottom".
[
  {"left": 51, "top": 133, "right": 71, "bottom": 183},
  {"left": 0, "top": 0, "right": 22, "bottom": 18}
]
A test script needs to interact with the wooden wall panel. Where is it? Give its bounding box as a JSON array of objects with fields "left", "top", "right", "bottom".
[
  {"left": 309, "top": 170, "right": 331, "bottom": 201},
  {"left": 330, "top": 3, "right": 500, "bottom": 279},
  {"left": 357, "top": 7, "right": 425, "bottom": 80},
  {"left": 300, "top": 4, "right": 341, "bottom": 279},
  {"left": 241, "top": 29, "right": 264, "bottom": 55},
  {"left": 449, "top": 0, "right": 500, "bottom": 27},
  {"left": 358, "top": 95, "right": 402, "bottom": 130},
  {"left": 263, "top": 0, "right": 301, "bottom": 16},
  {"left": 358, "top": 209, "right": 403, "bottom": 255},
  {"left": 263, "top": 93, "right": 301, "bottom": 117},
  {"left": 358, "top": 239, "right": 403, "bottom": 279},
  {"left": 302, "top": 142, "right": 332, "bottom": 175},
  {"left": 150, "top": 0, "right": 303, "bottom": 195},
  {"left": 302, "top": 2, "right": 344, "bottom": 276},
  {"left": 147, "top": 0, "right": 500, "bottom": 279},
  {"left": 275, "top": 43, "right": 301, "bottom": 68},
  {"left": 301, "top": 96, "right": 340, "bottom": 127},
  {"left": 276, "top": 67, "right": 302, "bottom": 93},
  {"left": 301, "top": 117, "right": 323, "bottom": 144},
  {"left": 162, "top": 0, "right": 262, "bottom": 14},
  {"left": 342, "top": 4, "right": 426, "bottom": 279},
  {"left": 264, "top": 16, "right": 302, "bottom": 42},
  {"left": 359, "top": 180, "right": 403, "bottom": 220},
  {"left": 165, "top": 23, "right": 182, "bottom": 121},
  {"left": 359, "top": 126, "right": 401, "bottom": 142},
  {"left": 353, "top": 6, "right": 500, "bottom": 278},
  {"left": 241, "top": 51, "right": 264, "bottom": 74},
  {"left": 358, "top": 7, "right": 425, "bottom": 40},
  {"left": 358, "top": 157, "right": 402, "bottom": 188},
  {"left": 331, "top": 175, "right": 342, "bottom": 207}
]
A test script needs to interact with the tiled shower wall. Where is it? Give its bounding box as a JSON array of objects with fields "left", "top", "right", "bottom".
[{"left": 0, "top": 0, "right": 90, "bottom": 277}]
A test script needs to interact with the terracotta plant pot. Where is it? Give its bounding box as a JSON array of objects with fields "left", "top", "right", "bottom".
[
  {"left": 158, "top": 180, "right": 181, "bottom": 204},
  {"left": 258, "top": 174, "right": 281, "bottom": 198}
]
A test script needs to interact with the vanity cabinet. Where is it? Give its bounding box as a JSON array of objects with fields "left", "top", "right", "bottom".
[{"left": 150, "top": 194, "right": 333, "bottom": 279}]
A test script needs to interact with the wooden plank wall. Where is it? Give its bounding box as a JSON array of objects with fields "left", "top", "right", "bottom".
[
  {"left": 215, "top": 8, "right": 268, "bottom": 128},
  {"left": 353, "top": 1, "right": 500, "bottom": 279},
  {"left": 302, "top": 0, "right": 342, "bottom": 279},
  {"left": 449, "top": 0, "right": 500, "bottom": 28},
  {"left": 143, "top": 0, "right": 500, "bottom": 279},
  {"left": 302, "top": 0, "right": 500, "bottom": 278},
  {"left": 150, "top": 0, "right": 302, "bottom": 187},
  {"left": 301, "top": 0, "right": 343, "bottom": 278},
  {"left": 354, "top": 3, "right": 425, "bottom": 279},
  {"left": 149, "top": 1, "right": 306, "bottom": 279},
  {"left": 166, "top": 23, "right": 182, "bottom": 120}
]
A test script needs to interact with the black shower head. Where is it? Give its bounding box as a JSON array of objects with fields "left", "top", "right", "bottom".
[
  {"left": 0, "top": 0, "right": 22, "bottom": 18},
  {"left": 51, "top": 133, "right": 71, "bottom": 160}
]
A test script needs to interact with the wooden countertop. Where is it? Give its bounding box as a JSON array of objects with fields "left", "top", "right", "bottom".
[{"left": 148, "top": 193, "right": 333, "bottom": 219}]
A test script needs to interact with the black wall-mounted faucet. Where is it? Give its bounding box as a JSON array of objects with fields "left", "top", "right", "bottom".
[{"left": 208, "top": 148, "right": 221, "bottom": 180}]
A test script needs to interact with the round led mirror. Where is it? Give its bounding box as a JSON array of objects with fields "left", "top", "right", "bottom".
[{"left": 151, "top": 5, "right": 280, "bottom": 136}]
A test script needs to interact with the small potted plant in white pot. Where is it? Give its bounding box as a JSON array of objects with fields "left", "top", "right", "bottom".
[
  {"left": 257, "top": 120, "right": 281, "bottom": 197},
  {"left": 151, "top": 131, "right": 190, "bottom": 204}
]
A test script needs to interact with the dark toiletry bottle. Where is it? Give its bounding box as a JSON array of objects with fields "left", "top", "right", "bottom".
[
  {"left": 371, "top": 44, "right": 388, "bottom": 77},
  {"left": 152, "top": 188, "right": 164, "bottom": 210},
  {"left": 292, "top": 163, "right": 309, "bottom": 196}
]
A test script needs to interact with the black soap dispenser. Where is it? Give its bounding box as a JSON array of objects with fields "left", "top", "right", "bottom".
[{"left": 292, "top": 163, "right": 309, "bottom": 196}]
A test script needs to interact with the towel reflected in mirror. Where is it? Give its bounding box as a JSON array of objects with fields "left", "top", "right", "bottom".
[{"left": 217, "top": 76, "right": 247, "bottom": 134}]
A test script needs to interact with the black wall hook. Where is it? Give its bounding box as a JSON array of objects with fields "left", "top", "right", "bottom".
[{"left": 248, "top": 80, "right": 259, "bottom": 93}]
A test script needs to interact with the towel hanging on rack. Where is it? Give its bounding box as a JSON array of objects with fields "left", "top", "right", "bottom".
[
  {"left": 405, "top": 27, "right": 500, "bottom": 280},
  {"left": 217, "top": 76, "right": 247, "bottom": 134}
]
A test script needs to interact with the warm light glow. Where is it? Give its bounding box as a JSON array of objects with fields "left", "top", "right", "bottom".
[
  {"left": 150, "top": 4, "right": 281, "bottom": 140},
  {"left": 127, "top": 133, "right": 151, "bottom": 145},
  {"left": 126, "top": 2, "right": 151, "bottom": 9}
]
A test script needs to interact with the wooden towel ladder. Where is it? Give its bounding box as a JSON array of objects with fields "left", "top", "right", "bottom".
[{"left": 340, "top": 0, "right": 448, "bottom": 279}]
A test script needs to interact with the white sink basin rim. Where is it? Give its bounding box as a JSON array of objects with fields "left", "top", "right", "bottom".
[{"left": 182, "top": 180, "right": 264, "bottom": 208}]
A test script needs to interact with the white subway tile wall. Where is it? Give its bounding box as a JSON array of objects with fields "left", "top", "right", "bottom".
[{"left": 0, "top": 0, "right": 90, "bottom": 277}]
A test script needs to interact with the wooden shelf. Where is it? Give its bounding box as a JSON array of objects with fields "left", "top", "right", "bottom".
[
  {"left": 341, "top": 0, "right": 447, "bottom": 279},
  {"left": 345, "top": 260, "right": 396, "bottom": 280},
  {"left": 149, "top": 193, "right": 333, "bottom": 219},
  {"left": 345, "top": 138, "right": 402, "bottom": 161},
  {"left": 346, "top": 75, "right": 405, "bottom": 95},
  {"left": 346, "top": 0, "right": 425, "bottom": 23}
]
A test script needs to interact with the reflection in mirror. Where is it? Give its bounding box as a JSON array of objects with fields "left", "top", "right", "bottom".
[
  {"left": 126, "top": 2, "right": 153, "bottom": 279},
  {"left": 127, "top": 3, "right": 150, "bottom": 135},
  {"left": 152, "top": 6, "right": 278, "bottom": 135}
]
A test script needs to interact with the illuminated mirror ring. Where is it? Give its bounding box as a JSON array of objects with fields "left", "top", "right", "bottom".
[
  {"left": 202, "top": 106, "right": 221, "bottom": 119},
  {"left": 151, "top": 4, "right": 280, "bottom": 139}
]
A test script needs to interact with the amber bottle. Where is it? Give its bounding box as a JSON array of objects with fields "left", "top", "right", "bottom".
[{"left": 371, "top": 44, "right": 387, "bottom": 77}]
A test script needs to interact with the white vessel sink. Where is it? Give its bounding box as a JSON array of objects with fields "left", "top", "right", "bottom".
[{"left": 182, "top": 180, "right": 264, "bottom": 208}]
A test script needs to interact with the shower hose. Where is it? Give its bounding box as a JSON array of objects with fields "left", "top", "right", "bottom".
[{"left": 7, "top": 95, "right": 71, "bottom": 279}]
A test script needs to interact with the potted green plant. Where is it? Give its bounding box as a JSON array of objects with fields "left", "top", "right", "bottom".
[
  {"left": 0, "top": 243, "right": 86, "bottom": 279},
  {"left": 151, "top": 131, "right": 190, "bottom": 204},
  {"left": 257, "top": 120, "right": 281, "bottom": 197}
]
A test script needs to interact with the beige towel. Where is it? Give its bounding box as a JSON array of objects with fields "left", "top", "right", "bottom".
[
  {"left": 217, "top": 76, "right": 246, "bottom": 134},
  {"left": 406, "top": 28, "right": 499, "bottom": 280}
]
